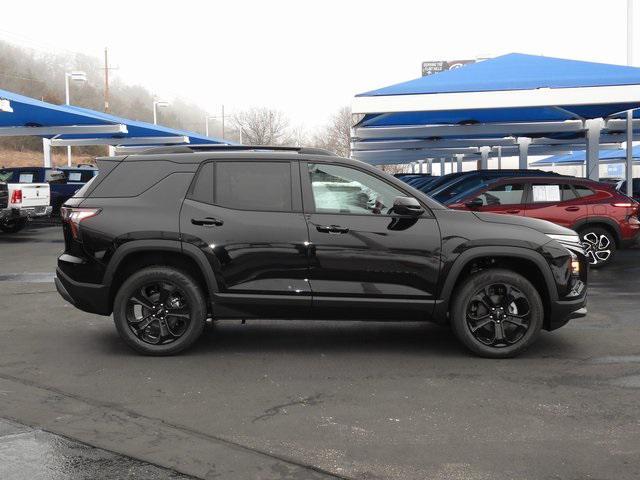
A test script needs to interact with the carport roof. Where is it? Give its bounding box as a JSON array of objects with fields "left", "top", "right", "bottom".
[
  {"left": 533, "top": 146, "right": 640, "bottom": 166},
  {"left": 0, "top": 87, "right": 226, "bottom": 145}
]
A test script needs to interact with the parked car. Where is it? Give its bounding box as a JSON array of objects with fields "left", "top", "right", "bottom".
[
  {"left": 616, "top": 178, "right": 640, "bottom": 202},
  {"left": 0, "top": 165, "right": 98, "bottom": 215},
  {"left": 448, "top": 176, "right": 640, "bottom": 268},
  {"left": 55, "top": 146, "right": 588, "bottom": 358},
  {"left": 423, "top": 169, "right": 562, "bottom": 203},
  {"left": 1, "top": 181, "right": 52, "bottom": 233}
]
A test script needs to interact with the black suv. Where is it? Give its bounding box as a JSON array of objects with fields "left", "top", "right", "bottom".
[{"left": 55, "top": 146, "right": 588, "bottom": 358}]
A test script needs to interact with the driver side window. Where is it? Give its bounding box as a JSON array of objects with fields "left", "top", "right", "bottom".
[{"left": 308, "top": 163, "right": 405, "bottom": 215}]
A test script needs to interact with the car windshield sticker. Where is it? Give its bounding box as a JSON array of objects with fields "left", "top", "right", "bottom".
[{"left": 532, "top": 184, "right": 560, "bottom": 203}]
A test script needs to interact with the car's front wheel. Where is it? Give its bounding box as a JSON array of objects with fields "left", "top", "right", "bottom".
[
  {"left": 113, "top": 266, "right": 207, "bottom": 355},
  {"left": 579, "top": 226, "right": 616, "bottom": 268},
  {"left": 450, "top": 269, "right": 544, "bottom": 358}
]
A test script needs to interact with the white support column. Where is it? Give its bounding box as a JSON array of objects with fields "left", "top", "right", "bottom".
[
  {"left": 516, "top": 137, "right": 531, "bottom": 169},
  {"left": 108, "top": 146, "right": 116, "bottom": 156},
  {"left": 417, "top": 159, "right": 425, "bottom": 173},
  {"left": 497, "top": 146, "right": 502, "bottom": 169},
  {"left": 479, "top": 146, "right": 490, "bottom": 170},
  {"left": 42, "top": 138, "right": 52, "bottom": 168},
  {"left": 439, "top": 158, "right": 445, "bottom": 176},
  {"left": 455, "top": 154, "right": 463, "bottom": 172},
  {"left": 585, "top": 118, "right": 604, "bottom": 181},
  {"left": 450, "top": 157, "right": 455, "bottom": 174},
  {"left": 427, "top": 159, "right": 433, "bottom": 174},
  {"left": 626, "top": 111, "right": 633, "bottom": 196}
]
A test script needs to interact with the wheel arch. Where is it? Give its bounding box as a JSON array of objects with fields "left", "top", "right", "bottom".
[
  {"left": 104, "top": 240, "right": 218, "bottom": 310},
  {"left": 435, "top": 247, "right": 556, "bottom": 328},
  {"left": 572, "top": 217, "right": 621, "bottom": 247}
]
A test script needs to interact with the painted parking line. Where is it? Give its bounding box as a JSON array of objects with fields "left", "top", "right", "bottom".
[{"left": 0, "top": 273, "right": 55, "bottom": 283}]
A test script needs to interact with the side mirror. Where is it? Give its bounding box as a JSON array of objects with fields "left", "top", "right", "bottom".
[
  {"left": 393, "top": 196, "right": 424, "bottom": 216},
  {"left": 465, "top": 197, "right": 484, "bottom": 209}
]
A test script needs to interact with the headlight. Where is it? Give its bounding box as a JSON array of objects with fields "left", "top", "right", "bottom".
[{"left": 546, "top": 233, "right": 585, "bottom": 257}]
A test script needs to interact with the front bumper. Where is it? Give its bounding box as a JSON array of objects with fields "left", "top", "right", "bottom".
[
  {"left": 55, "top": 267, "right": 111, "bottom": 316},
  {"left": 546, "top": 289, "right": 587, "bottom": 330}
]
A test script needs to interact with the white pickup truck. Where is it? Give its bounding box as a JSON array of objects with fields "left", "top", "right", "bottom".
[{"left": 0, "top": 181, "right": 52, "bottom": 233}]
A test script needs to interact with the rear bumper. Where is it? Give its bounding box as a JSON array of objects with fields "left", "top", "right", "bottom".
[
  {"left": 55, "top": 267, "right": 111, "bottom": 316},
  {"left": 9, "top": 205, "right": 53, "bottom": 219}
]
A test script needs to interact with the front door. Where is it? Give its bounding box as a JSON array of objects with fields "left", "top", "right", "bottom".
[
  {"left": 180, "top": 159, "right": 311, "bottom": 318},
  {"left": 301, "top": 162, "right": 441, "bottom": 320}
]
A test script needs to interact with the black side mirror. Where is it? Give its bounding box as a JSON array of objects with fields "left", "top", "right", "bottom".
[
  {"left": 465, "top": 197, "right": 484, "bottom": 209},
  {"left": 392, "top": 196, "right": 424, "bottom": 216}
]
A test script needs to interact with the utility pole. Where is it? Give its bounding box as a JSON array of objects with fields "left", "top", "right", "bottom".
[{"left": 102, "top": 47, "right": 118, "bottom": 112}]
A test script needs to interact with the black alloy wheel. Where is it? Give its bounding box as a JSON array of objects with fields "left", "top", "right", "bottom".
[
  {"left": 126, "top": 281, "right": 191, "bottom": 345},
  {"left": 451, "top": 269, "right": 543, "bottom": 358},
  {"left": 113, "top": 266, "right": 206, "bottom": 355},
  {"left": 465, "top": 283, "right": 531, "bottom": 348}
]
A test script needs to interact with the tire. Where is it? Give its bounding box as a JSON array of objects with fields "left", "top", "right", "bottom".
[
  {"left": 0, "top": 218, "right": 28, "bottom": 233},
  {"left": 113, "top": 266, "right": 207, "bottom": 356},
  {"left": 450, "top": 269, "right": 544, "bottom": 358},
  {"left": 579, "top": 226, "right": 616, "bottom": 269}
]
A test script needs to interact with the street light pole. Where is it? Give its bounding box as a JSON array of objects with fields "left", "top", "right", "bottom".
[
  {"left": 626, "top": 0, "right": 635, "bottom": 197},
  {"left": 152, "top": 100, "right": 170, "bottom": 125},
  {"left": 64, "top": 71, "right": 87, "bottom": 167}
]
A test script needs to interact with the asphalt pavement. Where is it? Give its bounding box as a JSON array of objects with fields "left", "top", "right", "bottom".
[{"left": 0, "top": 222, "right": 639, "bottom": 479}]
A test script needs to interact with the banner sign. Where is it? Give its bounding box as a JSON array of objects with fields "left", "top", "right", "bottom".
[{"left": 421, "top": 59, "right": 478, "bottom": 76}]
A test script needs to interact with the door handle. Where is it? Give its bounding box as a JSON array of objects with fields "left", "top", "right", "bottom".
[
  {"left": 191, "top": 217, "right": 224, "bottom": 227},
  {"left": 505, "top": 209, "right": 521, "bottom": 214},
  {"left": 316, "top": 224, "right": 349, "bottom": 234},
  {"left": 565, "top": 206, "right": 580, "bottom": 212}
]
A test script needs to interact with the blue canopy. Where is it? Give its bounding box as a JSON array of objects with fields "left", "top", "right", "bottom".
[
  {"left": 533, "top": 146, "right": 640, "bottom": 166},
  {"left": 0, "top": 86, "right": 226, "bottom": 145},
  {"left": 355, "top": 53, "right": 640, "bottom": 128}
]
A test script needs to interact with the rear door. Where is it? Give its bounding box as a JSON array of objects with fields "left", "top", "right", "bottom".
[
  {"left": 179, "top": 159, "right": 311, "bottom": 318},
  {"left": 523, "top": 181, "right": 587, "bottom": 228}
]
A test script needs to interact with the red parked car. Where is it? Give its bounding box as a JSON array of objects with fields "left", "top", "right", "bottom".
[{"left": 448, "top": 176, "right": 640, "bottom": 268}]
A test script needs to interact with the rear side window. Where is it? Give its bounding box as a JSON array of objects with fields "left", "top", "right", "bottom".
[
  {"left": 215, "top": 161, "right": 292, "bottom": 212},
  {"left": 478, "top": 183, "right": 524, "bottom": 206},
  {"left": 574, "top": 184, "right": 595, "bottom": 198},
  {"left": 189, "top": 162, "right": 214, "bottom": 204}
]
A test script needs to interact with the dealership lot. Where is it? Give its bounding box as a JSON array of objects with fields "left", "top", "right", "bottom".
[{"left": 1, "top": 222, "right": 639, "bottom": 480}]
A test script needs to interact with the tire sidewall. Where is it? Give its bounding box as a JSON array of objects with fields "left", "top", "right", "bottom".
[
  {"left": 113, "top": 267, "right": 206, "bottom": 355},
  {"left": 451, "top": 269, "right": 544, "bottom": 358}
]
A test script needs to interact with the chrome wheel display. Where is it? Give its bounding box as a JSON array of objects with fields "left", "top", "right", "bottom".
[
  {"left": 465, "top": 283, "right": 531, "bottom": 348},
  {"left": 126, "top": 281, "right": 191, "bottom": 345},
  {"left": 581, "top": 232, "right": 612, "bottom": 265}
]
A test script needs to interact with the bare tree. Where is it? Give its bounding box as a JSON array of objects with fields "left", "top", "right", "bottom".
[
  {"left": 233, "top": 108, "right": 292, "bottom": 145},
  {"left": 312, "top": 106, "right": 352, "bottom": 157}
]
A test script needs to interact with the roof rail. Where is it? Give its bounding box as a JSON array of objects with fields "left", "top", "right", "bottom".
[{"left": 134, "top": 144, "right": 336, "bottom": 156}]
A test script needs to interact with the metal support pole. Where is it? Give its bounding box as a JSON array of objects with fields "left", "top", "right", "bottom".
[
  {"left": 107, "top": 146, "right": 116, "bottom": 156},
  {"left": 455, "top": 154, "right": 463, "bottom": 172},
  {"left": 516, "top": 137, "right": 531, "bottom": 169},
  {"left": 439, "top": 158, "right": 445, "bottom": 176},
  {"left": 626, "top": 0, "right": 635, "bottom": 196},
  {"left": 479, "top": 146, "right": 490, "bottom": 170},
  {"left": 585, "top": 118, "right": 604, "bottom": 181},
  {"left": 410, "top": 162, "right": 416, "bottom": 173},
  {"left": 417, "top": 159, "right": 425, "bottom": 173},
  {"left": 497, "top": 146, "right": 502, "bottom": 169},
  {"left": 42, "top": 138, "right": 51, "bottom": 168},
  {"left": 427, "top": 159, "right": 433, "bottom": 175}
]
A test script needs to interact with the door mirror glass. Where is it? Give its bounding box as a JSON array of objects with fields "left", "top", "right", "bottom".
[
  {"left": 392, "top": 196, "right": 424, "bottom": 216},
  {"left": 465, "top": 197, "right": 484, "bottom": 208}
]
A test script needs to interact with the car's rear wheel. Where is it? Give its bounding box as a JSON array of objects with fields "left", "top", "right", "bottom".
[
  {"left": 450, "top": 269, "right": 543, "bottom": 358},
  {"left": 113, "top": 266, "right": 206, "bottom": 355},
  {"left": 0, "top": 218, "right": 27, "bottom": 233},
  {"left": 579, "top": 226, "right": 616, "bottom": 268}
]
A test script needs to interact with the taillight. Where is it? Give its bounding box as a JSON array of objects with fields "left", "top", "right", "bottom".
[
  {"left": 61, "top": 207, "right": 101, "bottom": 239},
  {"left": 10, "top": 189, "right": 22, "bottom": 204}
]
